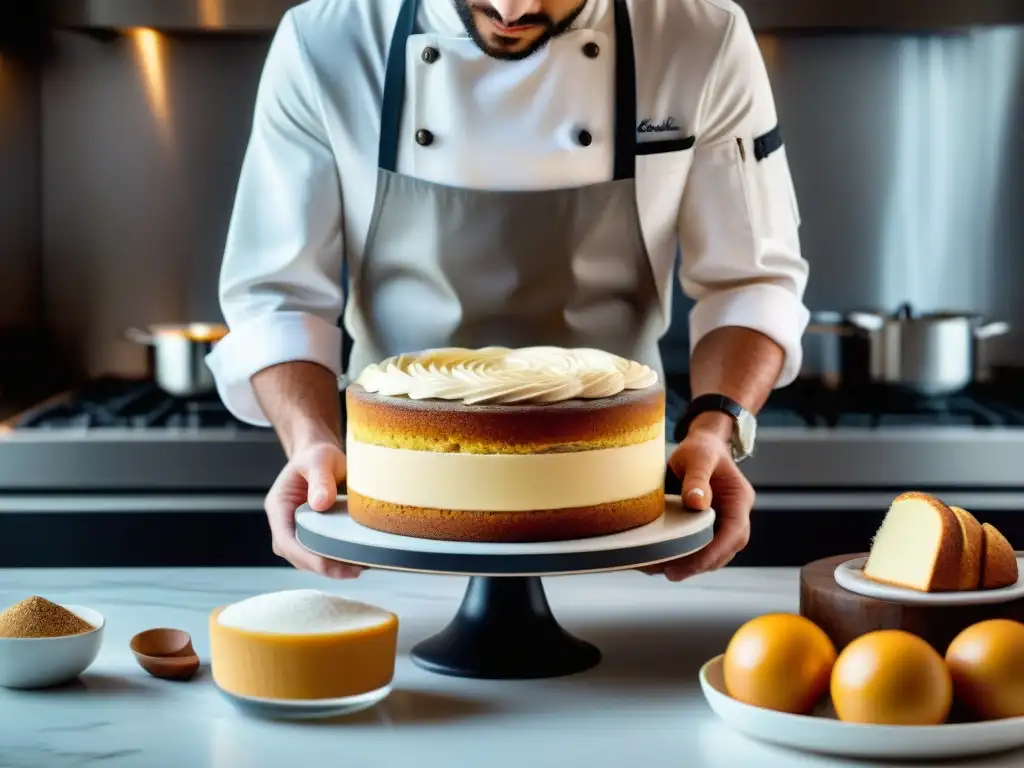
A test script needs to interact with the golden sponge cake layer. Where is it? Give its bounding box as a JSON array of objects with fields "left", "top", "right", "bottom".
[
  {"left": 348, "top": 489, "right": 665, "bottom": 543},
  {"left": 346, "top": 385, "right": 665, "bottom": 454}
]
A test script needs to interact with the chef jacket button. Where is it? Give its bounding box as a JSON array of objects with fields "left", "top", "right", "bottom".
[
  {"left": 422, "top": 47, "right": 440, "bottom": 64},
  {"left": 576, "top": 129, "right": 593, "bottom": 147},
  {"left": 415, "top": 129, "right": 435, "bottom": 147},
  {"left": 582, "top": 42, "right": 600, "bottom": 59}
]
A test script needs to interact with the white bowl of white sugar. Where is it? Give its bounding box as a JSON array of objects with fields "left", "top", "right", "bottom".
[{"left": 209, "top": 589, "right": 398, "bottom": 719}]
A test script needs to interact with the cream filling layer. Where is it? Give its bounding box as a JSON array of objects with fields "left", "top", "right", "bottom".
[{"left": 345, "top": 429, "right": 666, "bottom": 512}]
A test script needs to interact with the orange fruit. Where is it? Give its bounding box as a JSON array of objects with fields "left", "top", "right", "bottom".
[
  {"left": 831, "top": 630, "right": 951, "bottom": 725},
  {"left": 723, "top": 613, "right": 836, "bottom": 714},
  {"left": 946, "top": 619, "right": 1024, "bottom": 720}
]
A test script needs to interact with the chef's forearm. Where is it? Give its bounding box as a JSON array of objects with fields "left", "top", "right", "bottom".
[
  {"left": 252, "top": 362, "right": 343, "bottom": 458},
  {"left": 686, "top": 326, "right": 785, "bottom": 441}
]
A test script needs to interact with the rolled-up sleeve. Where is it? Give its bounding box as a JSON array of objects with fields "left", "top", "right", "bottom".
[
  {"left": 205, "top": 10, "right": 343, "bottom": 426},
  {"left": 678, "top": 8, "right": 810, "bottom": 388}
]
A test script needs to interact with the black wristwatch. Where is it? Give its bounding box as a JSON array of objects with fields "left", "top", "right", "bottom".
[{"left": 676, "top": 394, "right": 757, "bottom": 462}]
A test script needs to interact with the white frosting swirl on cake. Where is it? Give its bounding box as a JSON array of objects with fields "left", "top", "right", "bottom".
[{"left": 354, "top": 347, "right": 659, "bottom": 405}]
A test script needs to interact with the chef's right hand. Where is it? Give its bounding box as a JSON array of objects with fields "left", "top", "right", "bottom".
[{"left": 264, "top": 442, "right": 364, "bottom": 579}]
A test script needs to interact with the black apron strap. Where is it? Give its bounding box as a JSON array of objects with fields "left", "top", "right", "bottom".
[
  {"left": 378, "top": 0, "right": 420, "bottom": 172},
  {"left": 612, "top": 0, "right": 638, "bottom": 181},
  {"left": 379, "top": 0, "right": 638, "bottom": 179}
]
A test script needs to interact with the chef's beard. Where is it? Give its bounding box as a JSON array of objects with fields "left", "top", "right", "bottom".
[{"left": 455, "top": 0, "right": 587, "bottom": 61}]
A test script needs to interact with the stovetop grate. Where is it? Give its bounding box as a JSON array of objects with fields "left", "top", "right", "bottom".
[
  {"left": 666, "top": 374, "right": 1024, "bottom": 439},
  {"left": 13, "top": 379, "right": 261, "bottom": 430},
  {"left": 14, "top": 375, "right": 1024, "bottom": 435}
]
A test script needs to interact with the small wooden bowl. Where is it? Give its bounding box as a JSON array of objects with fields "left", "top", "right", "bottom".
[
  {"left": 800, "top": 554, "right": 1024, "bottom": 654},
  {"left": 130, "top": 628, "right": 200, "bottom": 681}
]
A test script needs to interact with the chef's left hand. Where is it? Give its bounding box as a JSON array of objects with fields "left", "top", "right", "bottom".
[{"left": 644, "top": 416, "right": 754, "bottom": 581}]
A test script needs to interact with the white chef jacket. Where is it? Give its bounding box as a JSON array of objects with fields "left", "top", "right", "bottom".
[{"left": 207, "top": 0, "right": 810, "bottom": 427}]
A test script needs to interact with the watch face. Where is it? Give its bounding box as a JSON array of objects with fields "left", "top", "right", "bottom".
[{"left": 736, "top": 411, "right": 757, "bottom": 455}]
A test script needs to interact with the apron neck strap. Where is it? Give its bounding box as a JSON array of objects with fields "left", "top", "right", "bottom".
[
  {"left": 378, "top": 0, "right": 638, "bottom": 180},
  {"left": 378, "top": 0, "right": 421, "bottom": 173},
  {"left": 611, "top": 0, "right": 637, "bottom": 181}
]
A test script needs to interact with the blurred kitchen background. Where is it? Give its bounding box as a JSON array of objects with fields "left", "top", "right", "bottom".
[{"left": 1, "top": 1, "right": 1023, "bottom": 567}]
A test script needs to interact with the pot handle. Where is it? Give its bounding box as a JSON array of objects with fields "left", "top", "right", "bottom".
[
  {"left": 846, "top": 312, "right": 885, "bottom": 332},
  {"left": 975, "top": 321, "right": 1010, "bottom": 340},
  {"left": 805, "top": 323, "right": 854, "bottom": 336},
  {"left": 125, "top": 327, "right": 155, "bottom": 345}
]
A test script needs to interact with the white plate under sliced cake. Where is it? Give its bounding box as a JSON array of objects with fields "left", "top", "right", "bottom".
[{"left": 863, "top": 492, "right": 1018, "bottom": 593}]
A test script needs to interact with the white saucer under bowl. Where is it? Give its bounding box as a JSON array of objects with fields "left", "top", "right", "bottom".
[
  {"left": 699, "top": 655, "right": 1024, "bottom": 760},
  {"left": 217, "top": 683, "right": 391, "bottom": 721},
  {"left": 833, "top": 556, "right": 1024, "bottom": 606}
]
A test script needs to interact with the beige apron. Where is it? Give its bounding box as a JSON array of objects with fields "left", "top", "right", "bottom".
[{"left": 346, "top": 0, "right": 664, "bottom": 382}]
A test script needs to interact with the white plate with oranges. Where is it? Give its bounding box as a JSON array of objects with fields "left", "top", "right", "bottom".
[{"left": 699, "top": 614, "right": 1024, "bottom": 760}]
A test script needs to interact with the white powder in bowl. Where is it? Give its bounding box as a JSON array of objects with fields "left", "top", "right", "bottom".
[{"left": 217, "top": 589, "right": 392, "bottom": 635}]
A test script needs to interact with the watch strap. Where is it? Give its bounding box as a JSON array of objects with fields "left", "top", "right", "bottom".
[
  {"left": 683, "top": 394, "right": 745, "bottom": 424},
  {"left": 676, "top": 394, "right": 752, "bottom": 460}
]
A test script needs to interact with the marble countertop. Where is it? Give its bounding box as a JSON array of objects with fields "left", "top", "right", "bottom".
[{"left": 0, "top": 567, "right": 1019, "bottom": 768}]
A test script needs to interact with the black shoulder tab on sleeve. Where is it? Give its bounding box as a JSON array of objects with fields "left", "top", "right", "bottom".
[{"left": 753, "top": 125, "right": 784, "bottom": 162}]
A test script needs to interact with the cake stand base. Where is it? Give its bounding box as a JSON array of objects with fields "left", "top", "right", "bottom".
[{"left": 411, "top": 576, "right": 600, "bottom": 679}]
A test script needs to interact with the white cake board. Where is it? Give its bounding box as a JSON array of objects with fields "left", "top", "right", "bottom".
[{"left": 295, "top": 494, "right": 715, "bottom": 577}]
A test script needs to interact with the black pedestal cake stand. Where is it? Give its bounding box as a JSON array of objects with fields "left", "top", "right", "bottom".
[{"left": 296, "top": 496, "right": 714, "bottom": 680}]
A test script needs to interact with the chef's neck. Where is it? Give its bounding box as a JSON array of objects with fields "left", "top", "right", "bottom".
[{"left": 454, "top": 0, "right": 589, "bottom": 60}]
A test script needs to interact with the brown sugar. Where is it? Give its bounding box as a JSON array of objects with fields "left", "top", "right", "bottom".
[{"left": 0, "top": 596, "right": 95, "bottom": 638}]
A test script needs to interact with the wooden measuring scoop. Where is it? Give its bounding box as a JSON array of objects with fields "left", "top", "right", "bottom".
[{"left": 130, "top": 628, "right": 200, "bottom": 681}]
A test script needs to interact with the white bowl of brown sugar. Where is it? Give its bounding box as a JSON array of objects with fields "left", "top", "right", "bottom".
[{"left": 0, "top": 596, "right": 105, "bottom": 689}]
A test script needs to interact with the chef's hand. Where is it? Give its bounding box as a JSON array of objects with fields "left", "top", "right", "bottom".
[
  {"left": 646, "top": 417, "right": 754, "bottom": 581},
  {"left": 265, "top": 442, "right": 364, "bottom": 579}
]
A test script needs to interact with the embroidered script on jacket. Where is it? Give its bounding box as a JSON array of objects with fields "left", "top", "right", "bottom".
[{"left": 637, "top": 118, "right": 679, "bottom": 134}]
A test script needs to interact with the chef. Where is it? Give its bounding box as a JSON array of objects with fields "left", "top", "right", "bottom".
[{"left": 206, "top": 0, "right": 810, "bottom": 581}]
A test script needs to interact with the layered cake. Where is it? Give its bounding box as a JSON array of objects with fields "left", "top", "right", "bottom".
[{"left": 345, "top": 347, "right": 667, "bottom": 542}]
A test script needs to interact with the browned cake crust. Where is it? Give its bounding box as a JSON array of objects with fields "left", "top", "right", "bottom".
[
  {"left": 348, "top": 489, "right": 666, "bottom": 543},
  {"left": 950, "top": 506, "right": 984, "bottom": 590},
  {"left": 981, "top": 523, "right": 1019, "bottom": 589},
  {"left": 904, "top": 491, "right": 963, "bottom": 592},
  {"left": 347, "top": 384, "right": 665, "bottom": 453}
]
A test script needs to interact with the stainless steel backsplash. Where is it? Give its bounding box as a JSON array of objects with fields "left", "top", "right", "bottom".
[
  {"left": 772, "top": 29, "right": 1024, "bottom": 375},
  {"left": 4, "top": 25, "right": 1022, "bottom": 379},
  {"left": 0, "top": 53, "right": 49, "bottom": 407},
  {"left": 671, "top": 28, "right": 1024, "bottom": 375},
  {"left": 0, "top": 56, "right": 40, "bottom": 329},
  {"left": 40, "top": 31, "right": 266, "bottom": 378}
]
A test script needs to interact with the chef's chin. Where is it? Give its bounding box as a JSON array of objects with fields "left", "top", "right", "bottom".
[
  {"left": 482, "top": 28, "right": 548, "bottom": 59},
  {"left": 466, "top": 17, "right": 550, "bottom": 60},
  {"left": 455, "top": 1, "right": 566, "bottom": 61}
]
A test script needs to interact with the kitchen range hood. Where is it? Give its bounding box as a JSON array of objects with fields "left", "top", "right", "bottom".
[
  {"left": 47, "top": 0, "right": 1024, "bottom": 34},
  {"left": 48, "top": 0, "right": 299, "bottom": 33},
  {"left": 741, "top": 0, "right": 1024, "bottom": 31}
]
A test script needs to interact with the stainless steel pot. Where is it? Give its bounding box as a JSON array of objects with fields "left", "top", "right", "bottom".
[
  {"left": 803, "top": 311, "right": 864, "bottom": 390},
  {"left": 806, "top": 304, "right": 1010, "bottom": 396},
  {"left": 126, "top": 323, "right": 228, "bottom": 398}
]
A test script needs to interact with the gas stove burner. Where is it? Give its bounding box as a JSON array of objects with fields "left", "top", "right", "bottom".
[{"left": 13, "top": 378, "right": 260, "bottom": 431}]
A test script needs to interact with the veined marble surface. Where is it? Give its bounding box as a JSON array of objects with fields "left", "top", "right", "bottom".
[{"left": 0, "top": 567, "right": 1018, "bottom": 768}]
